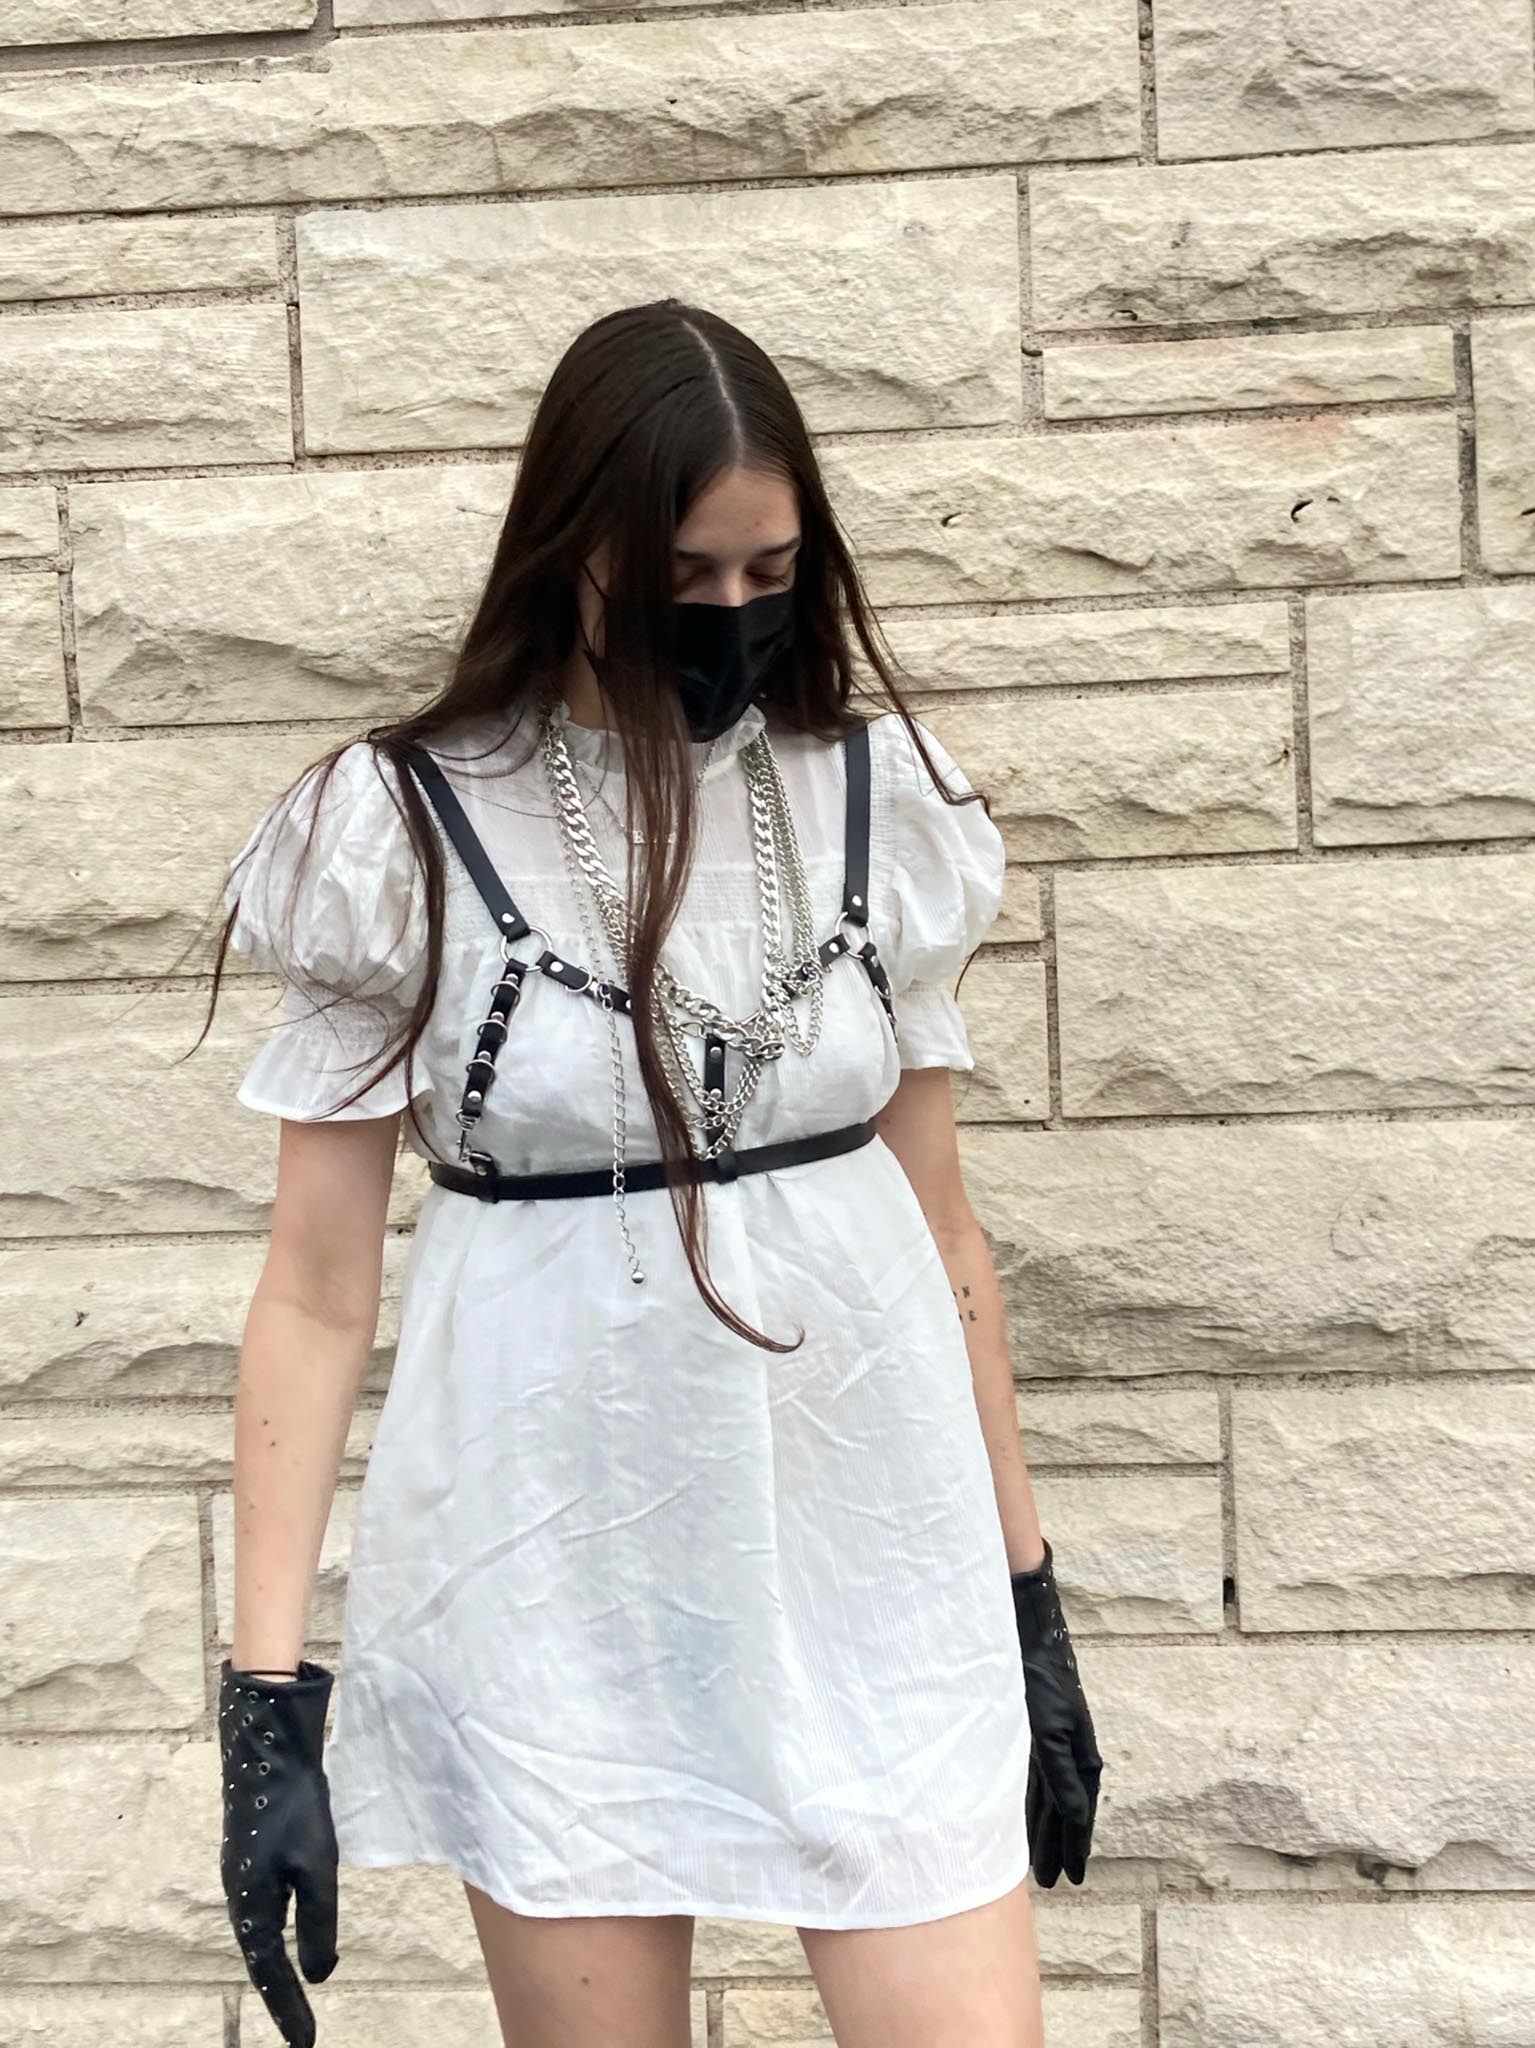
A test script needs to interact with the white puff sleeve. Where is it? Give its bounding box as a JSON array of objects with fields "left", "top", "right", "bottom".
[
  {"left": 872, "top": 712, "right": 1006, "bottom": 1072},
  {"left": 223, "top": 740, "right": 430, "bottom": 1121}
]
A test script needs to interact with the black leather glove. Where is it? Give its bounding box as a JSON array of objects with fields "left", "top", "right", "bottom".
[
  {"left": 219, "top": 1657, "right": 341, "bottom": 2046},
  {"left": 1010, "top": 1541, "right": 1103, "bottom": 1887}
]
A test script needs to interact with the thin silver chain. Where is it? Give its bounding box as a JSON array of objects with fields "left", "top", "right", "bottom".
[{"left": 538, "top": 703, "right": 827, "bottom": 1284}]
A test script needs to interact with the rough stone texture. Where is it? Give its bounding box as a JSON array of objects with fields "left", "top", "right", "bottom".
[
  {"left": 948, "top": 957, "right": 1049, "bottom": 1121},
  {"left": 1032, "top": 143, "right": 1535, "bottom": 328},
  {"left": 921, "top": 686, "right": 1298, "bottom": 859},
  {"left": 336, "top": 0, "right": 703, "bottom": 18},
  {"left": 1015, "top": 1388, "right": 1220, "bottom": 1467},
  {"left": 0, "top": 1407, "right": 375, "bottom": 1490},
  {"left": 1054, "top": 852, "right": 1535, "bottom": 1116},
  {"left": 0, "top": 986, "right": 426, "bottom": 1237},
  {"left": 720, "top": 1981, "right": 1141, "bottom": 2048},
  {"left": 960, "top": 1119, "right": 1535, "bottom": 1379},
  {"left": 1033, "top": 1471, "right": 1225, "bottom": 1633},
  {"left": 1089, "top": 1639, "right": 1535, "bottom": 1889},
  {"left": 0, "top": 1497, "right": 203, "bottom": 1732},
  {"left": 1232, "top": 1384, "right": 1535, "bottom": 1631},
  {"left": 887, "top": 600, "right": 1291, "bottom": 691},
  {"left": 1153, "top": 0, "right": 1535, "bottom": 160},
  {"left": 0, "top": 576, "right": 65, "bottom": 726},
  {"left": 1043, "top": 326, "right": 1456, "bottom": 420},
  {"left": 0, "top": 731, "right": 326, "bottom": 978},
  {"left": 0, "top": 489, "right": 57, "bottom": 557},
  {"left": 822, "top": 415, "right": 1461, "bottom": 605},
  {"left": 1309, "top": 584, "right": 1535, "bottom": 843},
  {"left": 1470, "top": 313, "right": 1535, "bottom": 574},
  {"left": 1158, "top": 1899, "right": 1535, "bottom": 2047},
  {"left": 0, "top": 213, "right": 279, "bottom": 304},
  {"left": 258, "top": 1988, "right": 708, "bottom": 2048},
  {"left": 996, "top": 866, "right": 1044, "bottom": 944},
  {"left": 298, "top": 179, "right": 1022, "bottom": 453},
  {"left": 0, "top": 1240, "right": 405, "bottom": 1400},
  {"left": 0, "top": 1, "right": 1139, "bottom": 218},
  {"left": 8, "top": 0, "right": 315, "bottom": 43},
  {"left": 0, "top": 306, "right": 291, "bottom": 474},
  {"left": 71, "top": 466, "right": 510, "bottom": 725},
  {"left": 0, "top": 1993, "right": 224, "bottom": 2047}
]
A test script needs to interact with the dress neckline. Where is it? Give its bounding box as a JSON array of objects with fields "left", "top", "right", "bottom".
[{"left": 546, "top": 692, "right": 766, "bottom": 786}]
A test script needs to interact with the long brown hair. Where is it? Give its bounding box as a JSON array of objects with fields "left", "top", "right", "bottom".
[{"left": 199, "top": 297, "right": 987, "bottom": 1352}]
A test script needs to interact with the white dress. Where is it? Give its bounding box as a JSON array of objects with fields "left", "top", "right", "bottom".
[{"left": 223, "top": 694, "right": 1033, "bottom": 1929}]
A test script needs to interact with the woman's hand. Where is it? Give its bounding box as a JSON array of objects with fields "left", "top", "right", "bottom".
[
  {"left": 220, "top": 1657, "right": 341, "bottom": 2045},
  {"left": 1010, "top": 1542, "right": 1104, "bottom": 1886}
]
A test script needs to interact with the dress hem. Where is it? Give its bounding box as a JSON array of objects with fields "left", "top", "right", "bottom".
[{"left": 335, "top": 1836, "right": 1036, "bottom": 1930}]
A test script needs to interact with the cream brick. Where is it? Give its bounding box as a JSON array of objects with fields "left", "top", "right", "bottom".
[
  {"left": 0, "top": 214, "right": 279, "bottom": 304},
  {"left": 1016, "top": 1388, "right": 1220, "bottom": 1467},
  {"left": 822, "top": 415, "right": 1460, "bottom": 604},
  {"left": 1472, "top": 312, "right": 1535, "bottom": 574},
  {"left": 960, "top": 1119, "right": 1535, "bottom": 1379},
  {"left": 921, "top": 687, "right": 1298, "bottom": 859},
  {"left": 0, "top": 1497, "right": 203, "bottom": 1732},
  {"left": 1153, "top": 0, "right": 1535, "bottom": 160},
  {"left": 0, "top": 489, "right": 57, "bottom": 558},
  {"left": 336, "top": 0, "right": 696, "bottom": 17},
  {"left": 0, "top": 2, "right": 1138, "bottom": 218},
  {"left": 72, "top": 466, "right": 509, "bottom": 725},
  {"left": 0, "top": 1992, "right": 224, "bottom": 2047},
  {"left": 7, "top": 0, "right": 313, "bottom": 42},
  {"left": 947, "top": 957, "right": 1049, "bottom": 1122},
  {"left": 298, "top": 179, "right": 1021, "bottom": 453},
  {"left": 286, "top": 1991, "right": 503, "bottom": 2048},
  {"left": 1034, "top": 1471, "right": 1225, "bottom": 1633},
  {"left": 1158, "top": 1898, "right": 1535, "bottom": 2047},
  {"left": 887, "top": 601, "right": 1291, "bottom": 691},
  {"left": 1232, "top": 1383, "right": 1535, "bottom": 1631},
  {"left": 0, "top": 733, "right": 328, "bottom": 978},
  {"left": 0, "top": 1240, "right": 405, "bottom": 1400},
  {"left": 1043, "top": 326, "right": 1456, "bottom": 421},
  {"left": 1055, "top": 853, "right": 1535, "bottom": 1115},
  {"left": 1310, "top": 584, "right": 1535, "bottom": 843},
  {"left": 0, "top": 306, "right": 291, "bottom": 475},
  {"left": 1033, "top": 143, "right": 1535, "bottom": 328},
  {"left": 0, "top": 576, "right": 65, "bottom": 726},
  {"left": 997, "top": 867, "right": 1044, "bottom": 944},
  {"left": 212, "top": 1486, "right": 357, "bottom": 1643},
  {"left": 0, "top": 986, "right": 425, "bottom": 1237},
  {"left": 0, "top": 1407, "right": 375, "bottom": 1490},
  {"left": 1089, "top": 1639, "right": 1535, "bottom": 1888}
]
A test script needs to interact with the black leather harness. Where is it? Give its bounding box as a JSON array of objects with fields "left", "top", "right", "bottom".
[{"left": 401, "top": 718, "right": 895, "bottom": 1204}]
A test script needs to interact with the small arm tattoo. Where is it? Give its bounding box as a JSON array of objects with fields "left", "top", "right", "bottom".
[{"left": 953, "top": 1281, "right": 977, "bottom": 1324}]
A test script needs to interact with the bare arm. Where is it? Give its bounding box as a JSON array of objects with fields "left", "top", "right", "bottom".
[
  {"left": 230, "top": 1112, "right": 403, "bottom": 1678},
  {"left": 874, "top": 1066, "right": 1046, "bottom": 1575}
]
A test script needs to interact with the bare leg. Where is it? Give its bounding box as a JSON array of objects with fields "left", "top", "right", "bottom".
[
  {"left": 796, "top": 1874, "right": 1043, "bottom": 2048},
  {"left": 464, "top": 1881, "right": 697, "bottom": 2048}
]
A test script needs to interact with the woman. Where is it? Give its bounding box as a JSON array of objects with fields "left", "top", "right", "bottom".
[{"left": 205, "top": 299, "right": 1101, "bottom": 2048}]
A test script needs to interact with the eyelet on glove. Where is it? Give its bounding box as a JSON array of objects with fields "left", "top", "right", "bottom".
[
  {"left": 1009, "top": 1540, "right": 1105, "bottom": 1888},
  {"left": 218, "top": 1656, "right": 341, "bottom": 2047}
]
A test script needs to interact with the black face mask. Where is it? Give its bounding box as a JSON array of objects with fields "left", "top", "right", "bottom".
[{"left": 579, "top": 569, "right": 797, "bottom": 743}]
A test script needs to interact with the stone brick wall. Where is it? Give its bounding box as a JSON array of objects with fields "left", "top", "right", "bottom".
[{"left": 3, "top": 1, "right": 1534, "bottom": 2042}]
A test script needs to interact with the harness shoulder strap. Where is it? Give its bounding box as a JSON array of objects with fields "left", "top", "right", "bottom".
[
  {"left": 840, "top": 719, "right": 873, "bottom": 927},
  {"left": 401, "top": 742, "right": 532, "bottom": 944}
]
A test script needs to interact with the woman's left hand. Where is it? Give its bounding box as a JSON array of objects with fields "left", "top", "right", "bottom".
[{"left": 1009, "top": 1541, "right": 1104, "bottom": 1887}]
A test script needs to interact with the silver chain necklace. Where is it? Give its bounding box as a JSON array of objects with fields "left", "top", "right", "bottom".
[{"left": 538, "top": 702, "right": 826, "bottom": 1284}]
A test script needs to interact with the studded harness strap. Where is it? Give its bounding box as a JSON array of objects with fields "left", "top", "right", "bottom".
[{"left": 400, "top": 719, "right": 897, "bottom": 1204}]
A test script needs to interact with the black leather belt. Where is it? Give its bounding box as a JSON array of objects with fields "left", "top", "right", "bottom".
[{"left": 428, "top": 1116, "right": 878, "bottom": 1203}]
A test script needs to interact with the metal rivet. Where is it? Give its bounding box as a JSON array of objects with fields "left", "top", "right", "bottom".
[{"left": 254, "top": 1794, "right": 267, "bottom": 1809}]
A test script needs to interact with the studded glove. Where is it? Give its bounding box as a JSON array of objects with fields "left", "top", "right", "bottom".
[
  {"left": 219, "top": 1657, "right": 341, "bottom": 2046},
  {"left": 1010, "top": 1541, "right": 1104, "bottom": 1887}
]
